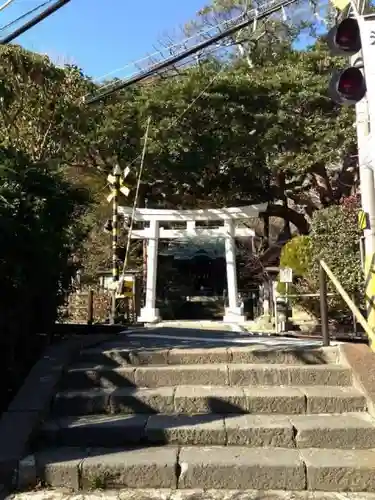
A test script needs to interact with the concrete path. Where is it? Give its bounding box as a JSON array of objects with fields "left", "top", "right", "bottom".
[
  {"left": 123, "top": 324, "right": 325, "bottom": 349},
  {"left": 8, "top": 488, "right": 375, "bottom": 500}
]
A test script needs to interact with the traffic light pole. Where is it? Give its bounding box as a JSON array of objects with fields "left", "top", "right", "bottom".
[
  {"left": 356, "top": 17, "right": 375, "bottom": 341},
  {"left": 355, "top": 95, "right": 375, "bottom": 262}
]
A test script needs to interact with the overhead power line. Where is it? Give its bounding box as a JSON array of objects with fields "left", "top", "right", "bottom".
[
  {"left": 85, "top": 0, "right": 299, "bottom": 105},
  {"left": 0, "top": 0, "right": 16, "bottom": 13},
  {"left": 0, "top": 0, "right": 71, "bottom": 44},
  {"left": 0, "top": 0, "right": 54, "bottom": 33},
  {"left": 92, "top": 11, "right": 245, "bottom": 88}
]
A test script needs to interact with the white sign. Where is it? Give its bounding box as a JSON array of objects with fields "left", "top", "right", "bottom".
[{"left": 280, "top": 267, "right": 293, "bottom": 283}]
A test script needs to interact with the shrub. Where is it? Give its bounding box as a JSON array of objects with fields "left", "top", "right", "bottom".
[
  {"left": 0, "top": 148, "right": 90, "bottom": 411},
  {"left": 305, "top": 196, "right": 363, "bottom": 318},
  {"left": 277, "top": 235, "right": 312, "bottom": 295},
  {"left": 276, "top": 196, "right": 363, "bottom": 321}
]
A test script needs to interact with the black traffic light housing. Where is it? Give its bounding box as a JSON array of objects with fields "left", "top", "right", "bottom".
[
  {"left": 327, "top": 18, "right": 362, "bottom": 56},
  {"left": 327, "top": 17, "right": 366, "bottom": 106},
  {"left": 329, "top": 67, "right": 366, "bottom": 105}
]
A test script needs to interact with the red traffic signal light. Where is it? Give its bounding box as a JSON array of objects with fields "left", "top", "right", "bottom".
[
  {"left": 327, "top": 18, "right": 361, "bottom": 56},
  {"left": 329, "top": 67, "right": 366, "bottom": 105}
]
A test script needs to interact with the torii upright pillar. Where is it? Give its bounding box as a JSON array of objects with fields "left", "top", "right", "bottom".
[
  {"left": 138, "top": 219, "right": 161, "bottom": 323},
  {"left": 223, "top": 219, "right": 246, "bottom": 323}
]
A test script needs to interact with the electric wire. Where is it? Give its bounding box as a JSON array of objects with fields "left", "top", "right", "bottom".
[
  {"left": 92, "top": 10, "right": 245, "bottom": 90},
  {"left": 0, "top": 0, "right": 15, "bottom": 13},
  {"left": 0, "top": 0, "right": 53, "bottom": 32},
  {"left": 0, "top": 0, "right": 71, "bottom": 44},
  {"left": 118, "top": 117, "right": 151, "bottom": 290},
  {"left": 85, "top": 0, "right": 299, "bottom": 104},
  {"left": 117, "top": 66, "right": 226, "bottom": 286}
]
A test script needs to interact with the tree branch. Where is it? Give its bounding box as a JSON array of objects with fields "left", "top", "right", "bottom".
[{"left": 263, "top": 203, "right": 310, "bottom": 234}]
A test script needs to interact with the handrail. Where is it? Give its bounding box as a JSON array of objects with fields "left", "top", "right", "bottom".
[{"left": 320, "top": 259, "right": 375, "bottom": 347}]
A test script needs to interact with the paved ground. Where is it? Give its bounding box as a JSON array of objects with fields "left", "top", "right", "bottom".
[
  {"left": 8, "top": 489, "right": 375, "bottom": 500},
  {"left": 123, "top": 324, "right": 325, "bottom": 350}
]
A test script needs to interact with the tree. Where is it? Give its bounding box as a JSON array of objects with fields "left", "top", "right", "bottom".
[
  {"left": 0, "top": 147, "right": 90, "bottom": 406},
  {"left": 0, "top": 45, "right": 95, "bottom": 166},
  {"left": 94, "top": 41, "right": 355, "bottom": 224}
]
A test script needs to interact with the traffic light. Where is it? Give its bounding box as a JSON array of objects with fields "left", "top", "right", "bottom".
[{"left": 327, "top": 17, "right": 366, "bottom": 105}]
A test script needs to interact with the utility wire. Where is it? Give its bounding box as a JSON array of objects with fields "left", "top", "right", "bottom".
[
  {"left": 0, "top": 0, "right": 71, "bottom": 44},
  {"left": 118, "top": 117, "right": 151, "bottom": 290},
  {"left": 0, "top": 0, "right": 15, "bottom": 13},
  {"left": 85, "top": 0, "right": 298, "bottom": 105},
  {"left": 0, "top": 0, "right": 53, "bottom": 32},
  {"left": 117, "top": 67, "right": 226, "bottom": 285},
  {"left": 92, "top": 11, "right": 245, "bottom": 90},
  {"left": 118, "top": 64, "right": 226, "bottom": 196}
]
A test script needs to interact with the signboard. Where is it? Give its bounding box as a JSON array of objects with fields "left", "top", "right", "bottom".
[
  {"left": 106, "top": 167, "right": 131, "bottom": 202},
  {"left": 358, "top": 209, "right": 369, "bottom": 231},
  {"left": 279, "top": 267, "right": 293, "bottom": 283}
]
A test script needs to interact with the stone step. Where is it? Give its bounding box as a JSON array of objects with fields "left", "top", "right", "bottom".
[
  {"left": 61, "top": 363, "right": 351, "bottom": 390},
  {"left": 52, "top": 385, "right": 367, "bottom": 416},
  {"left": 39, "top": 412, "right": 375, "bottom": 449},
  {"left": 78, "top": 345, "right": 339, "bottom": 367},
  {"left": 31, "top": 446, "right": 375, "bottom": 491}
]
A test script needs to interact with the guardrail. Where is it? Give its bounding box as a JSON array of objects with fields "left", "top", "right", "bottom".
[{"left": 319, "top": 260, "right": 375, "bottom": 348}]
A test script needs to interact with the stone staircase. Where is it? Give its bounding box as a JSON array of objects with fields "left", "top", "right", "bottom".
[{"left": 27, "top": 337, "right": 375, "bottom": 493}]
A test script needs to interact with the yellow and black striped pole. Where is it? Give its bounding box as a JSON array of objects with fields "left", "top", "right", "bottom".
[{"left": 110, "top": 164, "right": 122, "bottom": 324}]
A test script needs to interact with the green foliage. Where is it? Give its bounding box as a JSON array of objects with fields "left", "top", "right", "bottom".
[
  {"left": 0, "top": 45, "right": 98, "bottom": 410},
  {"left": 0, "top": 45, "right": 95, "bottom": 165},
  {"left": 0, "top": 146, "right": 90, "bottom": 335},
  {"left": 281, "top": 197, "right": 363, "bottom": 318},
  {"left": 307, "top": 196, "right": 363, "bottom": 315},
  {"left": 277, "top": 235, "right": 312, "bottom": 295},
  {"left": 280, "top": 235, "right": 312, "bottom": 277}
]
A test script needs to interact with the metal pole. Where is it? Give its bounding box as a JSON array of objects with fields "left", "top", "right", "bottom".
[
  {"left": 319, "top": 263, "right": 330, "bottom": 347},
  {"left": 351, "top": 49, "right": 375, "bottom": 335},
  {"left": 110, "top": 165, "right": 121, "bottom": 324},
  {"left": 0, "top": 0, "right": 71, "bottom": 44},
  {"left": 87, "top": 289, "right": 94, "bottom": 326}
]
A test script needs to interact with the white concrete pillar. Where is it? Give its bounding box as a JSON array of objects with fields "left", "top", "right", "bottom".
[
  {"left": 138, "top": 220, "right": 161, "bottom": 323},
  {"left": 223, "top": 219, "right": 246, "bottom": 323}
]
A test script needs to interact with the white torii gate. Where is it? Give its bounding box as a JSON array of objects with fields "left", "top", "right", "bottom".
[{"left": 119, "top": 203, "right": 268, "bottom": 324}]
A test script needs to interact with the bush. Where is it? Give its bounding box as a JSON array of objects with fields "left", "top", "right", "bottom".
[
  {"left": 305, "top": 196, "right": 363, "bottom": 318},
  {"left": 0, "top": 148, "right": 90, "bottom": 411},
  {"left": 277, "top": 196, "right": 363, "bottom": 320},
  {"left": 277, "top": 235, "right": 312, "bottom": 295}
]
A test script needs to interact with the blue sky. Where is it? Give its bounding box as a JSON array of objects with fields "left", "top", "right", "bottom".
[
  {"left": 0, "top": 0, "right": 206, "bottom": 80},
  {"left": 0, "top": 0, "right": 328, "bottom": 81}
]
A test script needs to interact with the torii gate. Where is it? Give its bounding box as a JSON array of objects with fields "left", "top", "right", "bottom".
[{"left": 119, "top": 203, "right": 268, "bottom": 324}]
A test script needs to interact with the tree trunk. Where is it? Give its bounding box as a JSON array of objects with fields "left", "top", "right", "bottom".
[
  {"left": 311, "top": 164, "right": 334, "bottom": 206},
  {"left": 263, "top": 204, "right": 310, "bottom": 235}
]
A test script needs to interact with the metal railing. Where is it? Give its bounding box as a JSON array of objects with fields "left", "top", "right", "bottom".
[{"left": 319, "top": 260, "right": 375, "bottom": 347}]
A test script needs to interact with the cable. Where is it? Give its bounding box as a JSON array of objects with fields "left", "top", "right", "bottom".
[
  {"left": 0, "top": 0, "right": 71, "bottom": 44},
  {"left": 120, "top": 63, "right": 226, "bottom": 188},
  {"left": 0, "top": 0, "right": 15, "bottom": 13},
  {"left": 117, "top": 66, "right": 225, "bottom": 287},
  {"left": 92, "top": 11, "right": 245, "bottom": 90},
  {"left": 118, "top": 117, "right": 151, "bottom": 289},
  {"left": 0, "top": 0, "right": 53, "bottom": 32},
  {"left": 85, "top": 0, "right": 299, "bottom": 105}
]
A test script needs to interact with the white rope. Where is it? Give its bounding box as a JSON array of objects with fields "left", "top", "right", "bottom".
[
  {"left": 116, "top": 65, "right": 226, "bottom": 289},
  {"left": 117, "top": 64, "right": 226, "bottom": 181},
  {"left": 118, "top": 116, "right": 151, "bottom": 289},
  {"left": 0, "top": 0, "right": 15, "bottom": 12}
]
